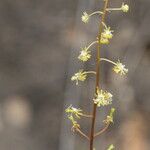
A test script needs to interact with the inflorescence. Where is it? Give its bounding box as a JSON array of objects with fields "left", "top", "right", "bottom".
[{"left": 66, "top": 1, "right": 129, "bottom": 149}]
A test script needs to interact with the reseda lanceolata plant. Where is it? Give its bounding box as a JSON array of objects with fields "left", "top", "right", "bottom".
[{"left": 66, "top": 0, "right": 129, "bottom": 150}]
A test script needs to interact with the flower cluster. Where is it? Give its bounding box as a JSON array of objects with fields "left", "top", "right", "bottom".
[
  {"left": 107, "top": 144, "right": 115, "bottom": 150},
  {"left": 65, "top": 105, "right": 83, "bottom": 119},
  {"left": 103, "top": 108, "right": 115, "bottom": 124},
  {"left": 93, "top": 89, "right": 113, "bottom": 107},
  {"left": 81, "top": 12, "right": 90, "bottom": 23},
  {"left": 78, "top": 47, "right": 91, "bottom": 62},
  {"left": 65, "top": 105, "right": 83, "bottom": 132},
  {"left": 121, "top": 3, "right": 129, "bottom": 12},
  {"left": 81, "top": 11, "right": 103, "bottom": 23},
  {"left": 68, "top": 115, "right": 80, "bottom": 132},
  {"left": 102, "top": 27, "right": 113, "bottom": 39},
  {"left": 100, "top": 26, "right": 114, "bottom": 44},
  {"left": 71, "top": 70, "right": 87, "bottom": 85},
  {"left": 78, "top": 41, "right": 98, "bottom": 62},
  {"left": 113, "top": 60, "right": 128, "bottom": 75}
]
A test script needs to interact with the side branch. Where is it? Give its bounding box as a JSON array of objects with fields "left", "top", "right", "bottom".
[
  {"left": 86, "top": 41, "right": 98, "bottom": 50},
  {"left": 80, "top": 114, "right": 93, "bottom": 118},
  {"left": 100, "top": 58, "right": 116, "bottom": 65},
  {"left": 76, "top": 128, "right": 90, "bottom": 140},
  {"left": 94, "top": 123, "right": 110, "bottom": 138}
]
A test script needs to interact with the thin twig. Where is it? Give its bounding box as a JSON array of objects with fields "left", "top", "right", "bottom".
[
  {"left": 89, "top": 11, "right": 103, "bottom": 17},
  {"left": 85, "top": 71, "right": 96, "bottom": 75},
  {"left": 106, "top": 8, "right": 121, "bottom": 11},
  {"left": 100, "top": 58, "right": 116, "bottom": 65},
  {"left": 86, "top": 41, "right": 98, "bottom": 50},
  {"left": 80, "top": 114, "right": 93, "bottom": 118},
  {"left": 76, "top": 128, "right": 90, "bottom": 140},
  {"left": 94, "top": 123, "right": 110, "bottom": 138}
]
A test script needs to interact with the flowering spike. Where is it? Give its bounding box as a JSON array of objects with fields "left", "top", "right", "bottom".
[
  {"left": 113, "top": 60, "right": 128, "bottom": 76},
  {"left": 66, "top": 0, "right": 130, "bottom": 149},
  {"left": 93, "top": 88, "right": 113, "bottom": 107}
]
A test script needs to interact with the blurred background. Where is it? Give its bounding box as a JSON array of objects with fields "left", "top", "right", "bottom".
[{"left": 0, "top": 0, "right": 149, "bottom": 150}]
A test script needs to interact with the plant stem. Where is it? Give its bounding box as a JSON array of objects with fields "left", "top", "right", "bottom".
[
  {"left": 76, "top": 128, "right": 90, "bottom": 140},
  {"left": 89, "top": 0, "right": 109, "bottom": 150}
]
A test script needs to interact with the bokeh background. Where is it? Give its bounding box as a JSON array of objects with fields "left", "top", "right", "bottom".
[{"left": 0, "top": 0, "right": 149, "bottom": 150}]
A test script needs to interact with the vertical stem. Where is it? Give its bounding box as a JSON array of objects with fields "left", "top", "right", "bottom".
[{"left": 89, "top": 0, "right": 109, "bottom": 150}]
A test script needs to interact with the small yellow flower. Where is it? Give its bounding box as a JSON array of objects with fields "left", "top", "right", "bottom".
[
  {"left": 68, "top": 115, "right": 76, "bottom": 124},
  {"left": 65, "top": 105, "right": 83, "bottom": 118},
  {"left": 99, "top": 24, "right": 113, "bottom": 44},
  {"left": 71, "top": 70, "right": 87, "bottom": 85},
  {"left": 103, "top": 108, "right": 115, "bottom": 124},
  {"left": 68, "top": 115, "right": 80, "bottom": 132},
  {"left": 107, "top": 144, "right": 115, "bottom": 150},
  {"left": 81, "top": 12, "right": 90, "bottom": 23},
  {"left": 93, "top": 89, "right": 113, "bottom": 107},
  {"left": 121, "top": 3, "right": 129, "bottom": 12},
  {"left": 102, "top": 27, "right": 114, "bottom": 39},
  {"left": 113, "top": 60, "right": 128, "bottom": 75},
  {"left": 78, "top": 47, "right": 91, "bottom": 62},
  {"left": 100, "top": 36, "right": 109, "bottom": 44},
  {"left": 71, "top": 122, "right": 80, "bottom": 132}
]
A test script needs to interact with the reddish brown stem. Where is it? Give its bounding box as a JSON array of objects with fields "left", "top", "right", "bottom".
[
  {"left": 94, "top": 123, "right": 110, "bottom": 138},
  {"left": 89, "top": 0, "right": 109, "bottom": 150},
  {"left": 76, "top": 128, "right": 90, "bottom": 140}
]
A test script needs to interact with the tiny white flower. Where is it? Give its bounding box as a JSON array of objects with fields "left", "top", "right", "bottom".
[
  {"left": 68, "top": 115, "right": 80, "bottom": 132},
  {"left": 102, "top": 27, "right": 114, "bottom": 39},
  {"left": 113, "top": 60, "right": 128, "bottom": 75},
  {"left": 78, "top": 47, "right": 91, "bottom": 62},
  {"left": 93, "top": 89, "right": 113, "bottom": 107},
  {"left": 121, "top": 3, "right": 129, "bottom": 12},
  {"left": 71, "top": 70, "right": 87, "bottom": 85},
  {"left": 100, "top": 36, "right": 109, "bottom": 44},
  {"left": 103, "top": 108, "right": 115, "bottom": 124},
  {"left": 81, "top": 12, "right": 90, "bottom": 23},
  {"left": 65, "top": 105, "right": 83, "bottom": 118}
]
